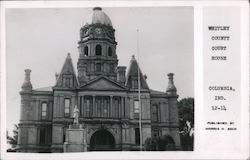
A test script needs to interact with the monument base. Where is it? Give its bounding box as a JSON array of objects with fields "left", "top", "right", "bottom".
[{"left": 63, "top": 124, "right": 87, "bottom": 152}]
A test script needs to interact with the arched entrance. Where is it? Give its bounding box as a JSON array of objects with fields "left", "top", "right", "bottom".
[{"left": 90, "top": 130, "right": 115, "bottom": 151}]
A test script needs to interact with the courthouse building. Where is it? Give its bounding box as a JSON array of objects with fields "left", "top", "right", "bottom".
[{"left": 17, "top": 7, "right": 180, "bottom": 152}]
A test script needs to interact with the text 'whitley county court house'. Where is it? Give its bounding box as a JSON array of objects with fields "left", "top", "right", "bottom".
[{"left": 17, "top": 7, "right": 180, "bottom": 152}]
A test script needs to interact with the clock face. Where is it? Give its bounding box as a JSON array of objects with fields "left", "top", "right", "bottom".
[{"left": 95, "top": 28, "right": 102, "bottom": 34}]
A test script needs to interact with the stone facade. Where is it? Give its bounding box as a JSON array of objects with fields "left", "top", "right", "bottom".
[{"left": 16, "top": 7, "right": 180, "bottom": 152}]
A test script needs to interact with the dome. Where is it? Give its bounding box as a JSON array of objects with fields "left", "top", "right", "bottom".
[{"left": 90, "top": 7, "right": 113, "bottom": 27}]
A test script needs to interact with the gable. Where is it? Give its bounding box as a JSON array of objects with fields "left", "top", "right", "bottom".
[{"left": 80, "top": 77, "right": 126, "bottom": 91}]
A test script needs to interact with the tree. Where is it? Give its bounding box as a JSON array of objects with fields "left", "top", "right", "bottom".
[
  {"left": 144, "top": 136, "right": 158, "bottom": 151},
  {"left": 7, "top": 124, "right": 19, "bottom": 151},
  {"left": 178, "top": 97, "right": 194, "bottom": 150},
  {"left": 144, "top": 135, "right": 175, "bottom": 151}
]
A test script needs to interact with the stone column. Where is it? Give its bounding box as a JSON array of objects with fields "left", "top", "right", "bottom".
[
  {"left": 124, "top": 97, "right": 129, "bottom": 119},
  {"left": 60, "top": 96, "right": 64, "bottom": 117},
  {"left": 93, "top": 95, "right": 96, "bottom": 117},
  {"left": 77, "top": 96, "right": 81, "bottom": 116},
  {"left": 110, "top": 96, "right": 113, "bottom": 118},
  {"left": 121, "top": 97, "right": 124, "bottom": 118},
  {"left": 119, "top": 97, "right": 122, "bottom": 118},
  {"left": 81, "top": 96, "right": 85, "bottom": 117},
  {"left": 71, "top": 95, "right": 76, "bottom": 117}
]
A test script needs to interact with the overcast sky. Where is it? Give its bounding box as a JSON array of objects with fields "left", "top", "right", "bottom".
[{"left": 6, "top": 7, "right": 193, "bottom": 133}]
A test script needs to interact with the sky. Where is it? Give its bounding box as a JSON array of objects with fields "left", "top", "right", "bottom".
[{"left": 5, "top": 7, "right": 193, "bottom": 133}]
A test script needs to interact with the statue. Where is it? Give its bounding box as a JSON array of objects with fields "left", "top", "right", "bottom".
[{"left": 73, "top": 105, "right": 79, "bottom": 125}]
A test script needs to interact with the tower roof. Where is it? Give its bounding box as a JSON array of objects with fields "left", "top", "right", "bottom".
[
  {"left": 89, "top": 7, "right": 113, "bottom": 27},
  {"left": 125, "top": 55, "right": 149, "bottom": 89},
  {"left": 55, "top": 53, "right": 78, "bottom": 88}
]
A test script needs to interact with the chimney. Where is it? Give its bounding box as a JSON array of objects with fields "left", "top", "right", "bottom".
[
  {"left": 166, "top": 73, "right": 177, "bottom": 95},
  {"left": 21, "top": 69, "right": 32, "bottom": 91},
  {"left": 116, "top": 66, "right": 126, "bottom": 84}
]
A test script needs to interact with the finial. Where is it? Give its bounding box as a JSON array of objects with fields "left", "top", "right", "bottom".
[
  {"left": 67, "top": 53, "right": 71, "bottom": 59},
  {"left": 132, "top": 55, "right": 135, "bottom": 59}
]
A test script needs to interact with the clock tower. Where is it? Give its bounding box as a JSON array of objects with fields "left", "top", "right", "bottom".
[{"left": 77, "top": 7, "right": 118, "bottom": 85}]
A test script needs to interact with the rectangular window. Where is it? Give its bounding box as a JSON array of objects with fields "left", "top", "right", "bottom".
[
  {"left": 41, "top": 103, "right": 47, "bottom": 120},
  {"left": 40, "top": 128, "right": 46, "bottom": 145},
  {"left": 96, "top": 63, "right": 101, "bottom": 72},
  {"left": 63, "top": 127, "right": 67, "bottom": 143},
  {"left": 152, "top": 105, "right": 158, "bottom": 122},
  {"left": 64, "top": 99, "right": 70, "bottom": 117},
  {"left": 135, "top": 128, "right": 140, "bottom": 145},
  {"left": 134, "top": 100, "right": 139, "bottom": 119}
]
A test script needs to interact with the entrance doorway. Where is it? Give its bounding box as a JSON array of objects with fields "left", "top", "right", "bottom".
[{"left": 90, "top": 130, "right": 115, "bottom": 151}]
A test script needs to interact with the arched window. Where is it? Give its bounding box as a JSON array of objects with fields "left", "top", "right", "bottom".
[
  {"left": 84, "top": 46, "right": 88, "bottom": 56},
  {"left": 108, "top": 47, "right": 112, "bottom": 56},
  {"left": 95, "top": 45, "right": 102, "bottom": 56},
  {"left": 41, "top": 102, "right": 47, "bottom": 120}
]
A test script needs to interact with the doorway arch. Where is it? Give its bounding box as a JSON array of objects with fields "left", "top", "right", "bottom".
[{"left": 90, "top": 130, "right": 115, "bottom": 151}]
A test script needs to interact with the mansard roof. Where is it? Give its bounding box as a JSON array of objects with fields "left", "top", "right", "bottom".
[
  {"left": 125, "top": 55, "right": 149, "bottom": 90},
  {"left": 54, "top": 53, "right": 79, "bottom": 88},
  {"left": 79, "top": 76, "right": 127, "bottom": 91}
]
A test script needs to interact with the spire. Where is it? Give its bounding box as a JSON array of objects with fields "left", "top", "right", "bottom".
[
  {"left": 166, "top": 73, "right": 177, "bottom": 95},
  {"left": 66, "top": 52, "right": 71, "bottom": 59},
  {"left": 55, "top": 53, "right": 78, "bottom": 88},
  {"left": 125, "top": 55, "right": 149, "bottom": 89},
  {"left": 21, "top": 69, "right": 32, "bottom": 91}
]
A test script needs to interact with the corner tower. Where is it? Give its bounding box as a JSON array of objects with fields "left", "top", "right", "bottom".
[{"left": 77, "top": 7, "right": 118, "bottom": 85}]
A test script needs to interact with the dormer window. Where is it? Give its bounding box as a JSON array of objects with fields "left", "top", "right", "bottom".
[
  {"left": 108, "top": 47, "right": 112, "bottom": 56},
  {"left": 95, "top": 45, "right": 102, "bottom": 56},
  {"left": 63, "top": 74, "right": 73, "bottom": 87},
  {"left": 132, "top": 78, "right": 138, "bottom": 89}
]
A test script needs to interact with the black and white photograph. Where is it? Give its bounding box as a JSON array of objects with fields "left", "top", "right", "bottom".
[{"left": 5, "top": 6, "right": 194, "bottom": 153}]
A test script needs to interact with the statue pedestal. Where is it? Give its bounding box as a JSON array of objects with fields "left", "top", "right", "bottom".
[{"left": 63, "top": 124, "right": 87, "bottom": 152}]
